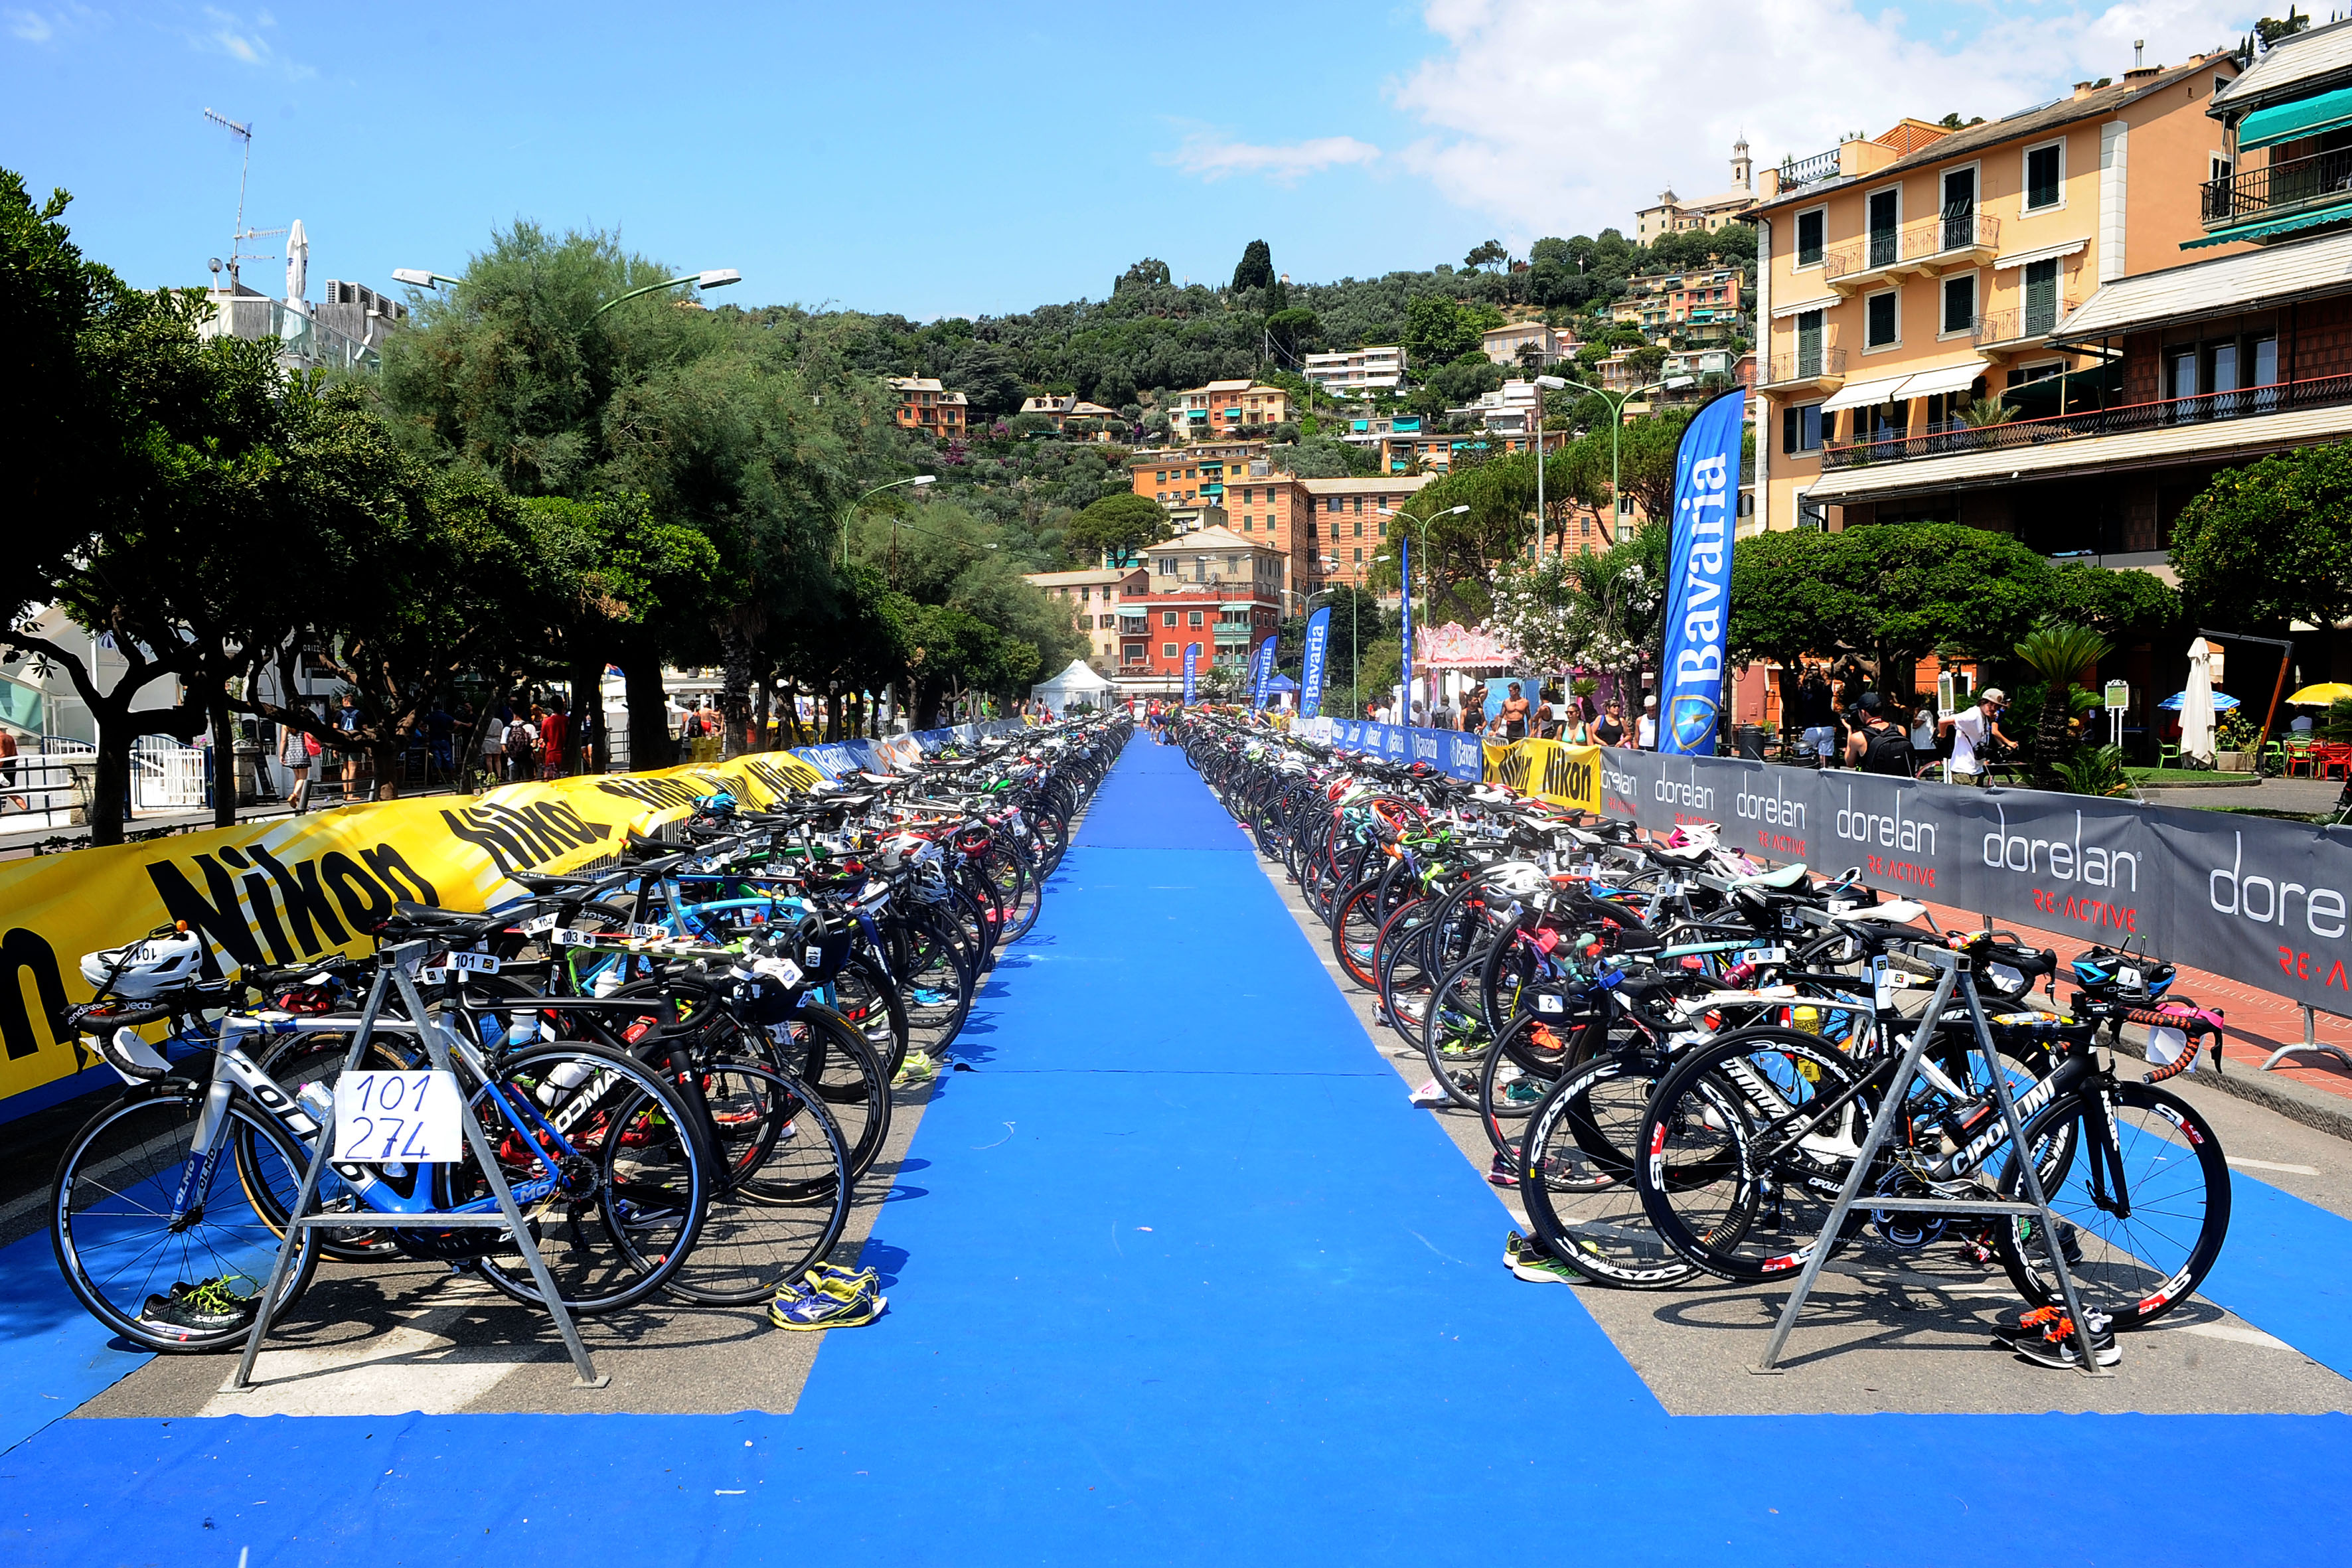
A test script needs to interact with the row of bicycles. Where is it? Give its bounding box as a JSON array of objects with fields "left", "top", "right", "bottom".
[
  {"left": 1180, "top": 713, "right": 2231, "bottom": 1359},
  {"left": 47, "top": 718, "right": 1129, "bottom": 1352}
]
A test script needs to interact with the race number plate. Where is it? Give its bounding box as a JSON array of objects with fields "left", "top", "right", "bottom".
[{"left": 333, "top": 1070, "right": 463, "bottom": 1162}]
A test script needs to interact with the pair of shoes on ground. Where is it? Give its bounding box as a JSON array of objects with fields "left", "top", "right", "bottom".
[
  {"left": 769, "top": 1260, "right": 888, "bottom": 1330},
  {"left": 1992, "top": 1303, "right": 2119, "bottom": 1368},
  {"left": 139, "top": 1276, "right": 261, "bottom": 1336},
  {"left": 1502, "top": 1230, "right": 1579, "bottom": 1285}
]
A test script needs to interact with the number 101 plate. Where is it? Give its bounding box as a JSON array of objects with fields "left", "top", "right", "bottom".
[{"left": 332, "top": 1069, "right": 465, "bottom": 1162}]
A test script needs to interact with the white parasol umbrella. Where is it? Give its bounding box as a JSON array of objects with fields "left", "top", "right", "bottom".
[{"left": 2179, "top": 637, "right": 2217, "bottom": 765}]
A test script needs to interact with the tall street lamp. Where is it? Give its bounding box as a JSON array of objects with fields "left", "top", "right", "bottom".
[
  {"left": 593, "top": 268, "right": 742, "bottom": 317},
  {"left": 1399, "top": 503, "right": 1469, "bottom": 716},
  {"left": 1544, "top": 373, "right": 1696, "bottom": 545},
  {"left": 1316, "top": 554, "right": 1362, "bottom": 718},
  {"left": 840, "top": 475, "right": 936, "bottom": 565}
]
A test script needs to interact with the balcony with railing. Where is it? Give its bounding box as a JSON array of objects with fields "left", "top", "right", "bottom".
[
  {"left": 1819, "top": 370, "right": 2352, "bottom": 470},
  {"left": 1775, "top": 147, "right": 1842, "bottom": 191},
  {"left": 1822, "top": 210, "right": 2000, "bottom": 289},
  {"left": 2201, "top": 143, "right": 2352, "bottom": 230},
  {"left": 1756, "top": 344, "right": 1848, "bottom": 391},
  {"left": 1970, "top": 296, "right": 2074, "bottom": 352}
]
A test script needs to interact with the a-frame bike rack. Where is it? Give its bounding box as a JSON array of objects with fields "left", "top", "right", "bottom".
[
  {"left": 228, "top": 941, "right": 609, "bottom": 1393},
  {"left": 1748, "top": 941, "right": 2112, "bottom": 1378}
]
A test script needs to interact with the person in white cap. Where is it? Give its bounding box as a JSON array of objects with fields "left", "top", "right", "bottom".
[
  {"left": 1939, "top": 688, "right": 2013, "bottom": 785},
  {"left": 1636, "top": 695, "right": 1658, "bottom": 749}
]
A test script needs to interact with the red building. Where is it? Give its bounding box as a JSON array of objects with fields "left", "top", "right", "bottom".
[{"left": 1116, "top": 526, "right": 1285, "bottom": 692}]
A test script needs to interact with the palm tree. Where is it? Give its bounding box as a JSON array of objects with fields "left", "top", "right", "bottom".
[{"left": 2013, "top": 622, "right": 2112, "bottom": 769}]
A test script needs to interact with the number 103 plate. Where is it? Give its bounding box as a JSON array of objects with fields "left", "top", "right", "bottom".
[{"left": 332, "top": 1069, "right": 465, "bottom": 1162}]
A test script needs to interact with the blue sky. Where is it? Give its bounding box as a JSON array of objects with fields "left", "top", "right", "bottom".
[{"left": 2, "top": 1, "right": 2256, "bottom": 319}]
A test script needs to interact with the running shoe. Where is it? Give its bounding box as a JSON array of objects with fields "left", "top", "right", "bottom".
[
  {"left": 1407, "top": 1078, "right": 1450, "bottom": 1108},
  {"left": 1503, "top": 1078, "right": 1547, "bottom": 1107},
  {"left": 803, "top": 1261, "right": 881, "bottom": 1300},
  {"left": 892, "top": 1050, "right": 938, "bottom": 1088},
  {"left": 1992, "top": 1304, "right": 2118, "bottom": 1368},
  {"left": 1504, "top": 1234, "right": 1579, "bottom": 1287},
  {"left": 768, "top": 1277, "right": 887, "bottom": 1331},
  {"left": 1486, "top": 1152, "right": 1521, "bottom": 1188},
  {"left": 139, "top": 1277, "right": 261, "bottom": 1338}
]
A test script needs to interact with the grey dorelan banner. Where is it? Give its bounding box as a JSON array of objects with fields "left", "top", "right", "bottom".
[{"left": 1593, "top": 749, "right": 2352, "bottom": 1014}]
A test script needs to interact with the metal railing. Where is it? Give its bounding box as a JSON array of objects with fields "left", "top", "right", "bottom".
[
  {"left": 1777, "top": 148, "right": 1842, "bottom": 189},
  {"left": 1820, "top": 370, "right": 2351, "bottom": 470},
  {"left": 2202, "top": 143, "right": 2352, "bottom": 227},
  {"left": 1822, "top": 210, "right": 2001, "bottom": 283},
  {"left": 1970, "top": 297, "right": 2073, "bottom": 347},
  {"left": 201, "top": 295, "right": 379, "bottom": 372},
  {"left": 1759, "top": 345, "right": 1848, "bottom": 385}
]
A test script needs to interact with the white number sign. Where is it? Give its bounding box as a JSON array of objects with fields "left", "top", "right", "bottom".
[{"left": 333, "top": 1070, "right": 465, "bottom": 1163}]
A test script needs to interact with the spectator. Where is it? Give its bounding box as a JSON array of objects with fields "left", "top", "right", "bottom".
[
  {"left": 1637, "top": 696, "right": 1658, "bottom": 748},
  {"left": 506, "top": 711, "right": 538, "bottom": 783},
  {"left": 1938, "top": 688, "right": 2011, "bottom": 786},
  {"left": 1594, "top": 700, "right": 1626, "bottom": 747},
  {"left": 540, "top": 698, "right": 570, "bottom": 779},
  {"left": 1846, "top": 693, "right": 1916, "bottom": 775},
  {"left": 277, "top": 713, "right": 317, "bottom": 813},
  {"left": 1794, "top": 662, "right": 1836, "bottom": 765},
  {"left": 335, "top": 692, "right": 363, "bottom": 801},
  {"left": 0, "top": 724, "right": 25, "bottom": 813},
  {"left": 1499, "top": 682, "right": 1530, "bottom": 742},
  {"left": 479, "top": 708, "right": 505, "bottom": 789}
]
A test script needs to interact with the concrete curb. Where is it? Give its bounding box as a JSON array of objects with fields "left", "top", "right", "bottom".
[{"left": 2198, "top": 1059, "right": 2352, "bottom": 1144}]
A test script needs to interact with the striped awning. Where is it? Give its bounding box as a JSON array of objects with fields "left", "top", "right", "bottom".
[
  {"left": 2237, "top": 84, "right": 2352, "bottom": 151},
  {"left": 2182, "top": 205, "right": 2352, "bottom": 250}
]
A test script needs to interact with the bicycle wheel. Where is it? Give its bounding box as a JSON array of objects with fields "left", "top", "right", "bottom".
[
  {"left": 1635, "top": 1027, "right": 1870, "bottom": 1283},
  {"left": 761, "top": 1004, "right": 893, "bottom": 1182},
  {"left": 828, "top": 955, "right": 911, "bottom": 1080},
  {"left": 51, "top": 1089, "right": 321, "bottom": 1354},
  {"left": 1521, "top": 1052, "right": 1697, "bottom": 1289},
  {"left": 665, "top": 1063, "right": 852, "bottom": 1306},
  {"left": 1478, "top": 1004, "right": 1598, "bottom": 1156},
  {"left": 1992, "top": 1080, "right": 2229, "bottom": 1330},
  {"left": 464, "top": 1042, "right": 712, "bottom": 1316},
  {"left": 1419, "top": 955, "right": 1495, "bottom": 1109}
]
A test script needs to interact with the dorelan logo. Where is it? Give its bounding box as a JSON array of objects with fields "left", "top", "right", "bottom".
[
  {"left": 1980, "top": 804, "right": 2137, "bottom": 890},
  {"left": 2209, "top": 829, "right": 2349, "bottom": 937}
]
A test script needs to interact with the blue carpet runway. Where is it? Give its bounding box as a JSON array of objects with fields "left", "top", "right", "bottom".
[{"left": 4, "top": 737, "right": 2350, "bottom": 1565}]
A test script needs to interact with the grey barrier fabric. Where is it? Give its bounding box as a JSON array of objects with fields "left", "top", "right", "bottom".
[{"left": 1593, "top": 749, "right": 2352, "bottom": 1012}]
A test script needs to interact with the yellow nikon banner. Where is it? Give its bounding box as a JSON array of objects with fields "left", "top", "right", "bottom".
[
  {"left": 1482, "top": 738, "right": 1606, "bottom": 815},
  {"left": 0, "top": 749, "right": 826, "bottom": 1119}
]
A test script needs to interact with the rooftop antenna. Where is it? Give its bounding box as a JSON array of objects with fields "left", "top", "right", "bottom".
[{"left": 202, "top": 108, "right": 283, "bottom": 289}]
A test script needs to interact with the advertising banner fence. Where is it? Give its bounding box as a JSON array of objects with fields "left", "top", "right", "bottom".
[
  {"left": 1593, "top": 748, "right": 2352, "bottom": 1016},
  {"left": 0, "top": 719, "right": 1026, "bottom": 1123}
]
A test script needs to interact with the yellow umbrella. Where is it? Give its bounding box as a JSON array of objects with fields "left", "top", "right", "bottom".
[{"left": 2286, "top": 682, "right": 2352, "bottom": 706}]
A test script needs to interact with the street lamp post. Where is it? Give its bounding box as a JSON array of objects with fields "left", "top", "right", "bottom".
[
  {"left": 1545, "top": 374, "right": 1696, "bottom": 543},
  {"left": 591, "top": 269, "right": 742, "bottom": 317},
  {"left": 840, "top": 475, "right": 937, "bottom": 565},
  {"left": 1401, "top": 503, "right": 1470, "bottom": 716},
  {"left": 1317, "top": 554, "right": 1361, "bottom": 718}
]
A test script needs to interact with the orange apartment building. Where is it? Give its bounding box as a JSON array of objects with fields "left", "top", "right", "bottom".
[
  {"left": 1127, "top": 454, "right": 1433, "bottom": 601},
  {"left": 1750, "top": 54, "right": 2247, "bottom": 538},
  {"left": 1022, "top": 566, "right": 1150, "bottom": 672},
  {"left": 887, "top": 376, "right": 968, "bottom": 441},
  {"left": 1170, "top": 379, "right": 1294, "bottom": 439}
]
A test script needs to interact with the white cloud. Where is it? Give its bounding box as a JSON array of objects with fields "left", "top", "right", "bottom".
[
  {"left": 191, "top": 5, "right": 310, "bottom": 76},
  {"left": 1165, "top": 132, "right": 1383, "bottom": 185},
  {"left": 1390, "top": 0, "right": 2248, "bottom": 240},
  {"left": 8, "top": 4, "right": 105, "bottom": 42}
]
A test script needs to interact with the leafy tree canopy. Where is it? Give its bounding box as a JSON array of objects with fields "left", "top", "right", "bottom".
[{"left": 2169, "top": 441, "right": 2352, "bottom": 631}]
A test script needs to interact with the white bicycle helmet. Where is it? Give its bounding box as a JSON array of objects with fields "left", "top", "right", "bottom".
[{"left": 80, "top": 930, "right": 204, "bottom": 999}]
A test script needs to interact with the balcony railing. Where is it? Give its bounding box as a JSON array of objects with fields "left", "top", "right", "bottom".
[
  {"left": 1970, "top": 297, "right": 2073, "bottom": 348},
  {"left": 2203, "top": 143, "right": 2352, "bottom": 228},
  {"left": 1759, "top": 345, "right": 1847, "bottom": 385},
  {"left": 1820, "top": 370, "right": 2352, "bottom": 470},
  {"left": 1776, "top": 147, "right": 1842, "bottom": 189},
  {"left": 1822, "top": 210, "right": 2001, "bottom": 283}
]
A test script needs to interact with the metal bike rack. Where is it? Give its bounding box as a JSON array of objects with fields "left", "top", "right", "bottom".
[
  {"left": 228, "top": 942, "right": 609, "bottom": 1392},
  {"left": 2261, "top": 1004, "right": 2352, "bottom": 1074},
  {"left": 1748, "top": 943, "right": 2113, "bottom": 1378}
]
